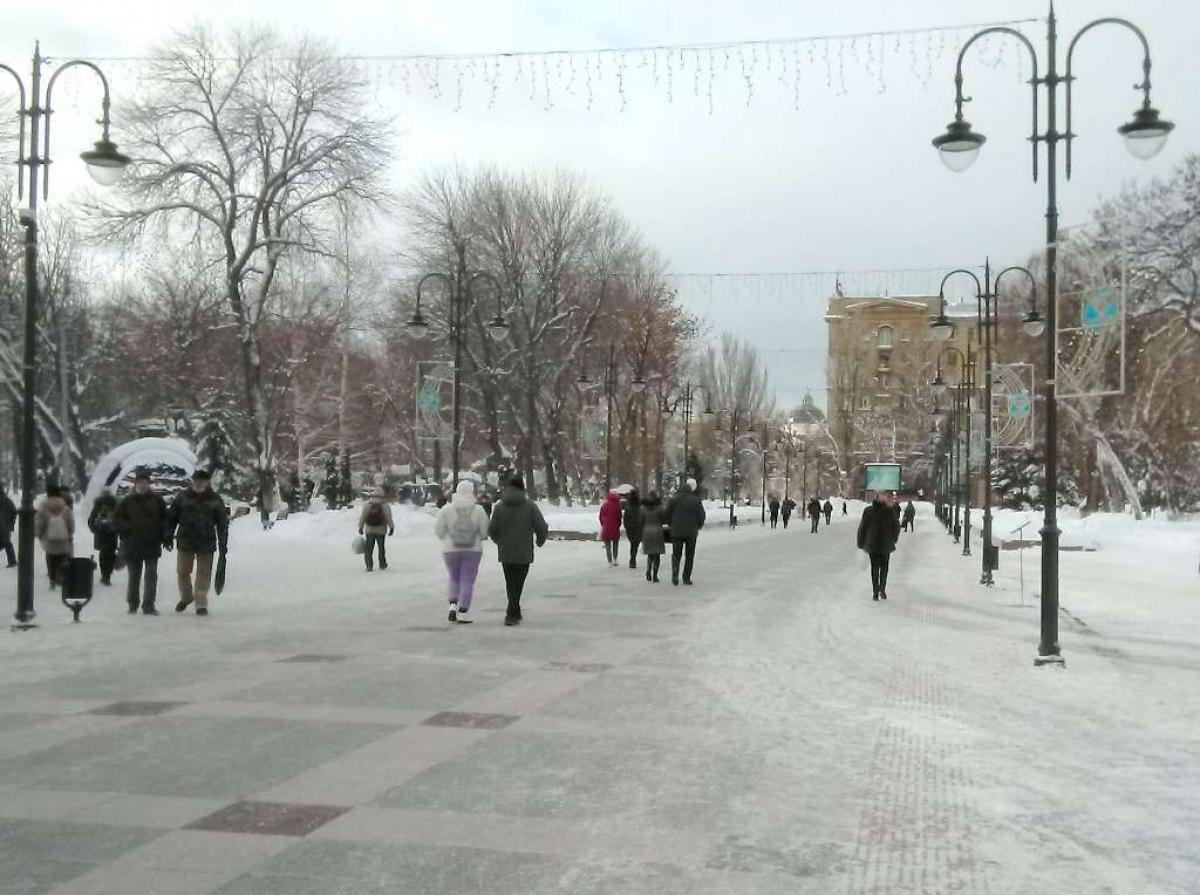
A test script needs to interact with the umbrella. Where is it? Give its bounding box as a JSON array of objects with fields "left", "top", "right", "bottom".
[
  {"left": 214, "top": 553, "right": 227, "bottom": 595},
  {"left": 615, "top": 483, "right": 635, "bottom": 494}
]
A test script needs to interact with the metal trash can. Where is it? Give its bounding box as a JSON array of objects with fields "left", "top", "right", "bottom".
[
  {"left": 61, "top": 557, "right": 97, "bottom": 622},
  {"left": 985, "top": 544, "right": 1000, "bottom": 572}
]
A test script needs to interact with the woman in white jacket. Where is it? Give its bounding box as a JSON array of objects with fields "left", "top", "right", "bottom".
[{"left": 434, "top": 480, "right": 490, "bottom": 624}]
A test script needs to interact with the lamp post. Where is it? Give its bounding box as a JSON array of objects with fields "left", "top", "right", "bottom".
[
  {"left": 407, "top": 269, "right": 509, "bottom": 492},
  {"left": 578, "top": 345, "right": 645, "bottom": 492},
  {"left": 714, "top": 407, "right": 750, "bottom": 527},
  {"left": 3, "top": 45, "right": 130, "bottom": 629},
  {"left": 933, "top": 6, "right": 1173, "bottom": 665},
  {"left": 660, "top": 381, "right": 712, "bottom": 489}
]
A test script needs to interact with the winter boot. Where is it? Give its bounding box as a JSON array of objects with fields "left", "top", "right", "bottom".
[
  {"left": 456, "top": 609, "right": 472, "bottom": 624},
  {"left": 196, "top": 607, "right": 209, "bottom": 616},
  {"left": 448, "top": 604, "right": 457, "bottom": 623},
  {"left": 175, "top": 599, "right": 192, "bottom": 613}
]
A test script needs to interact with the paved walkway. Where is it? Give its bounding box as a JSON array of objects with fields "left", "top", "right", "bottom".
[{"left": 1, "top": 512, "right": 1197, "bottom": 892}]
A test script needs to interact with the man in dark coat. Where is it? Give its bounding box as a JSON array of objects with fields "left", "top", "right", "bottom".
[
  {"left": 902, "top": 499, "right": 916, "bottom": 532},
  {"left": 0, "top": 484, "right": 17, "bottom": 568},
  {"left": 88, "top": 489, "right": 120, "bottom": 586},
  {"left": 114, "top": 469, "right": 168, "bottom": 614},
  {"left": 822, "top": 499, "right": 833, "bottom": 525},
  {"left": 857, "top": 492, "right": 900, "bottom": 601},
  {"left": 781, "top": 497, "right": 795, "bottom": 529},
  {"left": 665, "top": 478, "right": 706, "bottom": 586},
  {"left": 623, "top": 488, "right": 644, "bottom": 568},
  {"left": 807, "top": 497, "right": 822, "bottom": 533},
  {"left": 165, "top": 469, "right": 229, "bottom": 617},
  {"left": 768, "top": 496, "right": 781, "bottom": 529},
  {"left": 488, "top": 476, "right": 548, "bottom": 626}
]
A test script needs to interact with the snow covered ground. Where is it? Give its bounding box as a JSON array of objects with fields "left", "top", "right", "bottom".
[{"left": 0, "top": 497, "right": 1196, "bottom": 891}]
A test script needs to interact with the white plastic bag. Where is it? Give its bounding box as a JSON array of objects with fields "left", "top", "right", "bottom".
[{"left": 351, "top": 535, "right": 366, "bottom": 555}]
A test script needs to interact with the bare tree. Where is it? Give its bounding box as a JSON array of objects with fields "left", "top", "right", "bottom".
[{"left": 94, "top": 23, "right": 392, "bottom": 489}]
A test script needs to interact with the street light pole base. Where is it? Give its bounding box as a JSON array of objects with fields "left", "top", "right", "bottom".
[
  {"left": 1033, "top": 654, "right": 1066, "bottom": 668},
  {"left": 10, "top": 619, "right": 38, "bottom": 632}
]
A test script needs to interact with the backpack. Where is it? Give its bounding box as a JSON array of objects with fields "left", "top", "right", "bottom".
[
  {"left": 449, "top": 506, "right": 479, "bottom": 548},
  {"left": 93, "top": 508, "right": 114, "bottom": 533},
  {"left": 364, "top": 502, "right": 385, "bottom": 527},
  {"left": 45, "top": 513, "right": 70, "bottom": 542}
]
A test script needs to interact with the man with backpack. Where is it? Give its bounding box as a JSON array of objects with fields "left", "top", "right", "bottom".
[
  {"left": 358, "top": 488, "right": 394, "bottom": 572},
  {"left": 88, "top": 488, "right": 120, "bottom": 586},
  {"left": 807, "top": 496, "right": 822, "bottom": 533},
  {"left": 114, "top": 469, "right": 169, "bottom": 614},
  {"left": 165, "top": 469, "right": 229, "bottom": 616}
]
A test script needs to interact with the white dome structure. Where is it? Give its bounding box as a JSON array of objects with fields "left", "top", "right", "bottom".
[{"left": 84, "top": 437, "right": 198, "bottom": 505}]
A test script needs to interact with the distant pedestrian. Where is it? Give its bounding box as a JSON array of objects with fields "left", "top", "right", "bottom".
[
  {"left": 488, "top": 476, "right": 548, "bottom": 626},
  {"left": 857, "top": 491, "right": 900, "bottom": 601},
  {"left": 166, "top": 469, "right": 229, "bottom": 616},
  {"left": 891, "top": 495, "right": 903, "bottom": 534},
  {"left": 781, "top": 497, "right": 795, "bottom": 529},
  {"left": 34, "top": 485, "right": 74, "bottom": 589},
  {"left": 478, "top": 490, "right": 494, "bottom": 518},
  {"left": 88, "top": 488, "right": 119, "bottom": 586},
  {"left": 822, "top": 499, "right": 833, "bottom": 525},
  {"left": 842, "top": 500, "right": 848, "bottom": 516},
  {"left": 902, "top": 500, "right": 916, "bottom": 532},
  {"left": 114, "top": 468, "right": 168, "bottom": 614},
  {"left": 665, "top": 478, "right": 706, "bottom": 586},
  {"left": 640, "top": 491, "right": 666, "bottom": 582},
  {"left": 623, "top": 487, "right": 644, "bottom": 568},
  {"left": 435, "top": 480, "right": 490, "bottom": 624},
  {"left": 768, "top": 495, "right": 781, "bottom": 529},
  {"left": 0, "top": 484, "right": 17, "bottom": 568},
  {"left": 599, "top": 490, "right": 622, "bottom": 566},
  {"left": 256, "top": 477, "right": 277, "bottom": 530},
  {"left": 808, "top": 497, "right": 822, "bottom": 533},
  {"left": 357, "top": 488, "right": 394, "bottom": 572}
]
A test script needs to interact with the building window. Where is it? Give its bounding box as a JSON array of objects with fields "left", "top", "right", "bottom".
[
  {"left": 859, "top": 396, "right": 870, "bottom": 410},
  {"left": 880, "top": 373, "right": 890, "bottom": 389},
  {"left": 877, "top": 325, "right": 894, "bottom": 348},
  {"left": 900, "top": 326, "right": 910, "bottom": 342}
]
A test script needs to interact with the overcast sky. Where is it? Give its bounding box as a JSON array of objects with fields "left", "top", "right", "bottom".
[{"left": 3, "top": 0, "right": 1197, "bottom": 411}]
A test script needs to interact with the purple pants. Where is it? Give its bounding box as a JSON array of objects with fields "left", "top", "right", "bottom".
[{"left": 443, "top": 551, "right": 483, "bottom": 611}]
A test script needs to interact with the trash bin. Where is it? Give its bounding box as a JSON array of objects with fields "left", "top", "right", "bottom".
[
  {"left": 61, "top": 557, "right": 96, "bottom": 622},
  {"left": 985, "top": 544, "right": 1000, "bottom": 572}
]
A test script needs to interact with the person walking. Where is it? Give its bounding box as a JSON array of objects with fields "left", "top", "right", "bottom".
[
  {"left": 599, "top": 490, "right": 622, "bottom": 566},
  {"left": 842, "top": 499, "right": 848, "bottom": 516},
  {"left": 902, "top": 499, "right": 916, "bottom": 532},
  {"left": 822, "top": 498, "right": 833, "bottom": 526},
  {"left": 88, "top": 488, "right": 120, "bottom": 586},
  {"left": 435, "top": 480, "right": 490, "bottom": 624},
  {"left": 807, "top": 496, "right": 822, "bottom": 533},
  {"left": 640, "top": 491, "right": 666, "bottom": 582},
  {"left": 114, "top": 469, "right": 168, "bottom": 615},
  {"left": 34, "top": 485, "right": 74, "bottom": 589},
  {"left": 357, "top": 488, "right": 394, "bottom": 572},
  {"left": 0, "top": 484, "right": 17, "bottom": 568},
  {"left": 623, "top": 487, "right": 644, "bottom": 568},
  {"left": 768, "top": 495, "right": 781, "bottom": 529},
  {"left": 857, "top": 491, "right": 900, "bottom": 601},
  {"left": 488, "top": 476, "right": 548, "bottom": 626},
  {"left": 891, "top": 495, "right": 903, "bottom": 536},
  {"left": 166, "top": 469, "right": 229, "bottom": 617},
  {"left": 781, "top": 497, "right": 795, "bottom": 529},
  {"left": 256, "top": 478, "right": 277, "bottom": 531},
  {"left": 665, "top": 478, "right": 706, "bottom": 586}
]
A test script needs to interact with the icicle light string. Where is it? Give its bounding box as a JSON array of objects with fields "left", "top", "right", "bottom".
[{"left": 67, "top": 17, "right": 1034, "bottom": 116}]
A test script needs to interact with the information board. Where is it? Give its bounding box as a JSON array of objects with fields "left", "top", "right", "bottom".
[{"left": 864, "top": 463, "right": 901, "bottom": 493}]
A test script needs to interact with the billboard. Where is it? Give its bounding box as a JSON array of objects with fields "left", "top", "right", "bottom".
[{"left": 864, "top": 463, "right": 901, "bottom": 493}]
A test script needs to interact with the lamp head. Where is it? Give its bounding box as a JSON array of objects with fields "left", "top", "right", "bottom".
[
  {"left": 485, "top": 314, "right": 510, "bottom": 341},
  {"left": 930, "top": 313, "right": 955, "bottom": 341},
  {"left": 1118, "top": 105, "right": 1174, "bottom": 161},
  {"left": 932, "top": 119, "right": 985, "bottom": 172},
  {"left": 1022, "top": 308, "right": 1046, "bottom": 338},
  {"left": 406, "top": 311, "right": 431, "bottom": 339},
  {"left": 80, "top": 139, "right": 131, "bottom": 187},
  {"left": 930, "top": 372, "right": 947, "bottom": 400}
]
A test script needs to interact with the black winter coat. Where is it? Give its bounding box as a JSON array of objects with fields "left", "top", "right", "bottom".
[
  {"left": 167, "top": 488, "right": 229, "bottom": 555},
  {"left": 623, "top": 496, "right": 645, "bottom": 540},
  {"left": 858, "top": 500, "right": 900, "bottom": 554},
  {"left": 115, "top": 490, "right": 169, "bottom": 560},
  {"left": 808, "top": 498, "right": 821, "bottom": 518},
  {"left": 0, "top": 494, "right": 15, "bottom": 537},
  {"left": 487, "top": 488, "right": 548, "bottom": 564},
  {"left": 665, "top": 488, "right": 706, "bottom": 539},
  {"left": 88, "top": 494, "right": 120, "bottom": 553}
]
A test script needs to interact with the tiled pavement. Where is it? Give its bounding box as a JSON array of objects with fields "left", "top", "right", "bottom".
[{"left": 1, "top": 520, "right": 1197, "bottom": 892}]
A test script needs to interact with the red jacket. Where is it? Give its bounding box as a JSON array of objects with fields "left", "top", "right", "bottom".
[{"left": 599, "top": 492, "right": 622, "bottom": 540}]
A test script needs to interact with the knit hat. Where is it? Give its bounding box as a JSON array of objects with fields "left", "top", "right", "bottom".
[{"left": 455, "top": 480, "right": 475, "bottom": 497}]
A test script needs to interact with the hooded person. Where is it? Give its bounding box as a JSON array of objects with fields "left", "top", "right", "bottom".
[
  {"left": 487, "top": 476, "right": 548, "bottom": 626},
  {"left": 114, "top": 468, "right": 168, "bottom": 614},
  {"left": 768, "top": 494, "right": 781, "bottom": 529},
  {"left": 165, "top": 469, "right": 229, "bottom": 616},
  {"left": 664, "top": 478, "right": 706, "bottom": 586},
  {"left": 88, "top": 488, "right": 120, "bottom": 586},
  {"left": 434, "top": 480, "right": 491, "bottom": 624},
  {"left": 823, "top": 498, "right": 833, "bottom": 525},
  {"left": 623, "top": 487, "right": 644, "bottom": 568},
  {"left": 34, "top": 485, "right": 74, "bottom": 588},
  {"left": 357, "top": 487, "right": 394, "bottom": 572},
  {"left": 599, "top": 490, "right": 623, "bottom": 566},
  {"left": 639, "top": 491, "right": 666, "bottom": 582},
  {"left": 781, "top": 497, "right": 796, "bottom": 529},
  {"left": 857, "top": 491, "right": 901, "bottom": 601},
  {"left": 807, "top": 496, "right": 822, "bottom": 532}
]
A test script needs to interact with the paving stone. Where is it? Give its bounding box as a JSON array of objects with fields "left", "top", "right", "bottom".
[
  {"left": 420, "top": 711, "right": 520, "bottom": 730},
  {"left": 186, "top": 800, "right": 349, "bottom": 837}
]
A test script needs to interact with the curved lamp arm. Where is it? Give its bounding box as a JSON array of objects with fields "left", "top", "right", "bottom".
[
  {"left": 951, "top": 26, "right": 1041, "bottom": 180},
  {"left": 994, "top": 264, "right": 1039, "bottom": 314},
  {"left": 0, "top": 64, "right": 28, "bottom": 200},
  {"left": 1065, "top": 18, "right": 1152, "bottom": 179},
  {"left": 43, "top": 59, "right": 116, "bottom": 199},
  {"left": 411, "top": 271, "right": 454, "bottom": 323},
  {"left": 937, "top": 267, "right": 984, "bottom": 325},
  {"left": 465, "top": 270, "right": 505, "bottom": 316}
]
